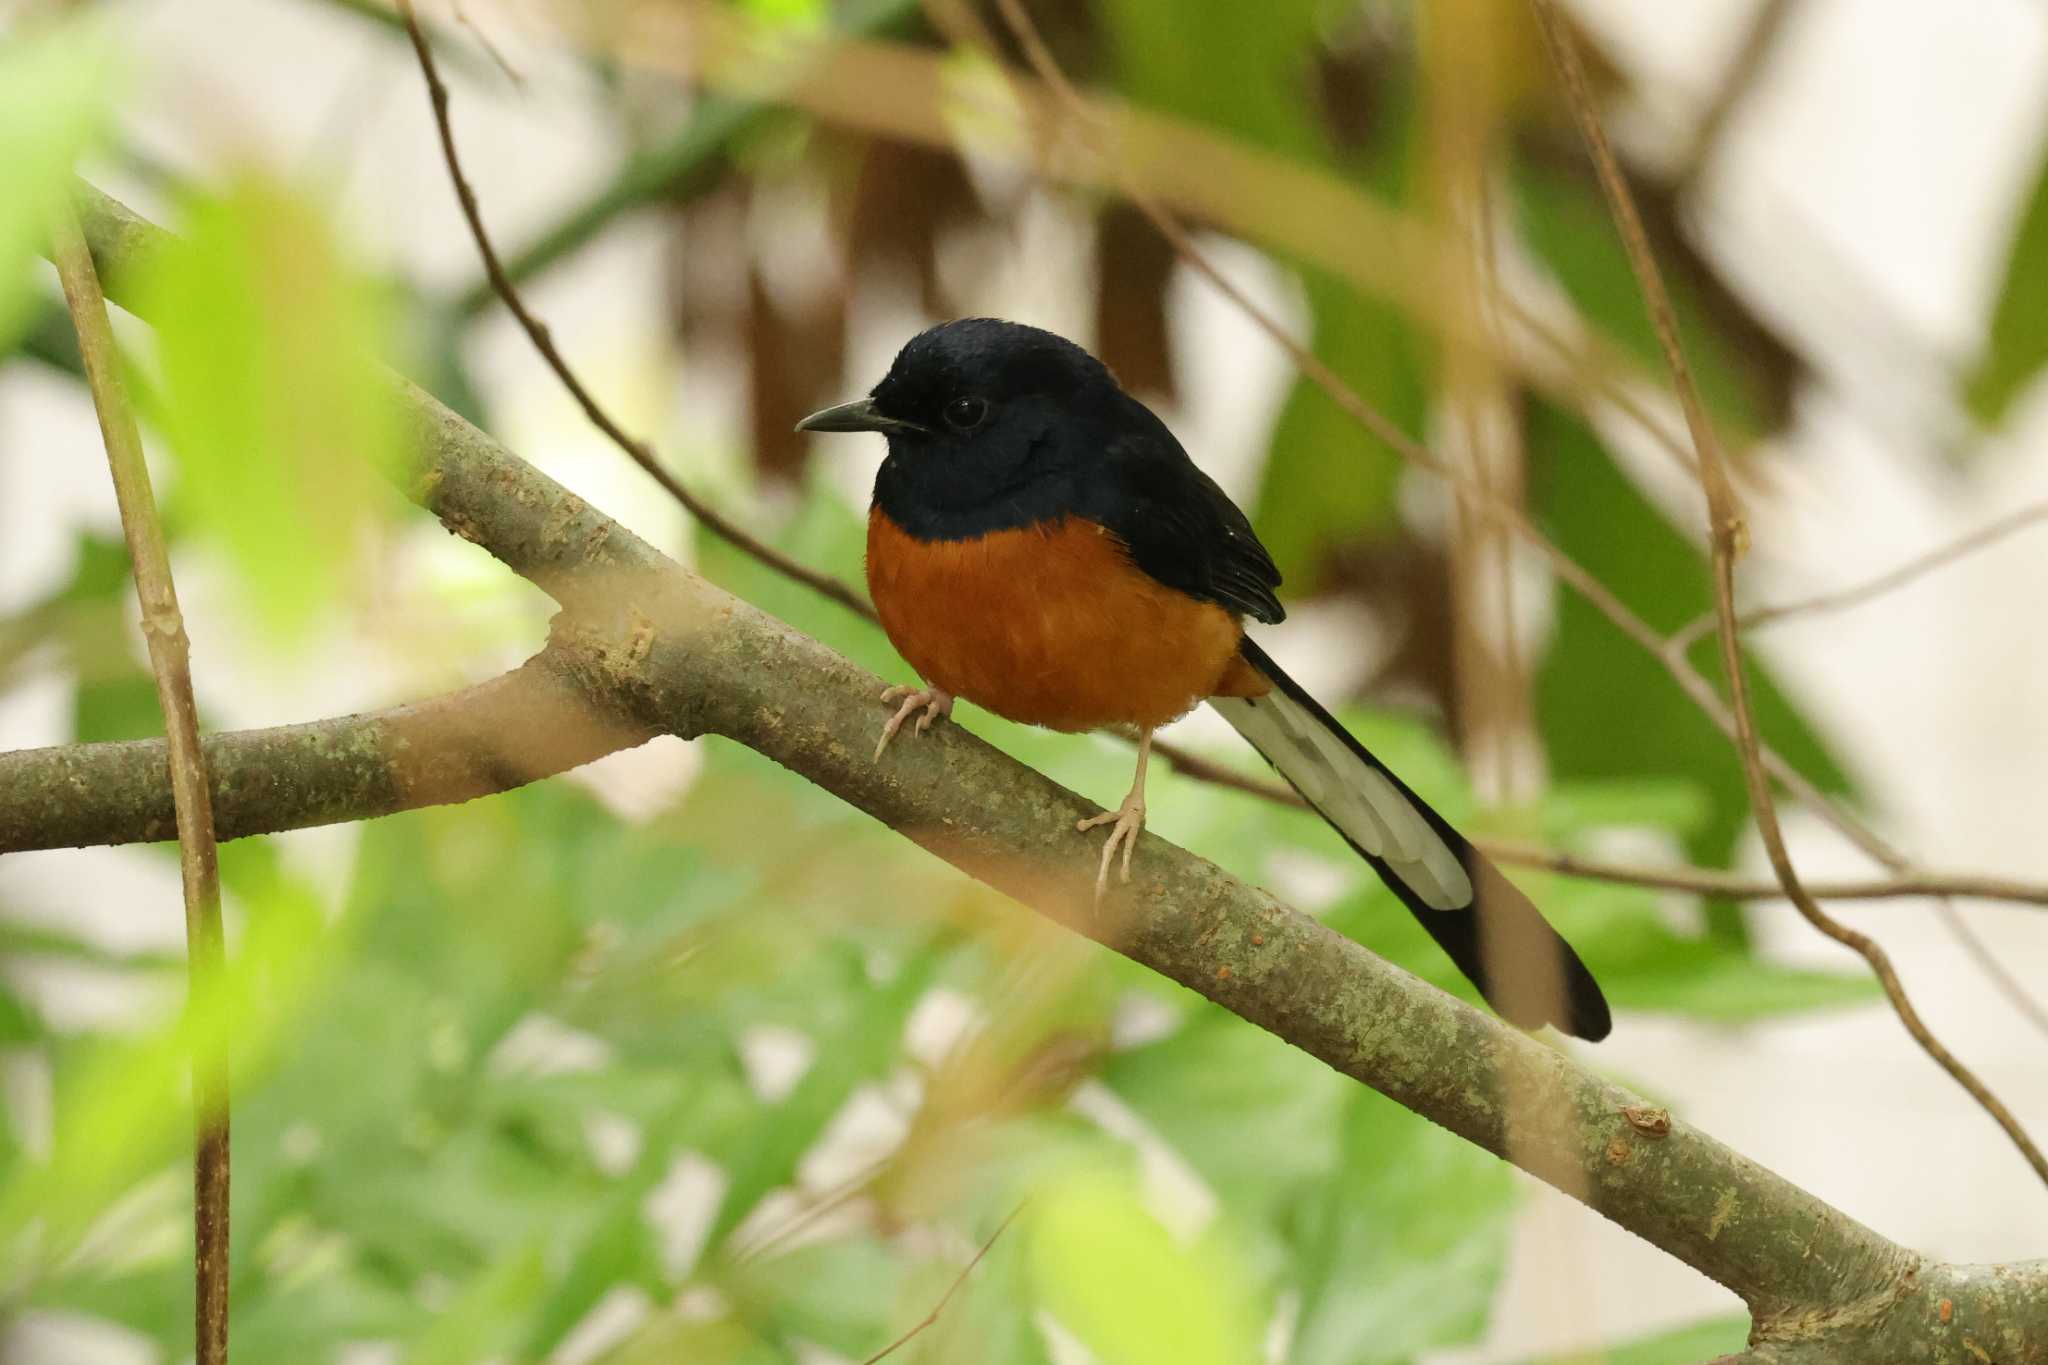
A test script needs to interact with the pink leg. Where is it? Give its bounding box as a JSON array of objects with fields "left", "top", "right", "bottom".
[
  {"left": 1076, "top": 729, "right": 1151, "bottom": 902},
  {"left": 874, "top": 684, "right": 954, "bottom": 762}
]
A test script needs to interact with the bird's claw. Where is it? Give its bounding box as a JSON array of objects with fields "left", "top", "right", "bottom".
[
  {"left": 1076, "top": 795, "right": 1146, "bottom": 904},
  {"left": 875, "top": 685, "right": 953, "bottom": 762}
]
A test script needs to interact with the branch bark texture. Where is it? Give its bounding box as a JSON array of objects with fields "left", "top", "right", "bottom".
[{"left": 26, "top": 183, "right": 2047, "bottom": 1361}]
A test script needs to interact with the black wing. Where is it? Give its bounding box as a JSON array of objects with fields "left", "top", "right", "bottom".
[{"left": 1083, "top": 423, "right": 1286, "bottom": 625}]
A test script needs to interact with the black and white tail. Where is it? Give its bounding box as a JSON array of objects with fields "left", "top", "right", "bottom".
[{"left": 1209, "top": 639, "right": 1611, "bottom": 1041}]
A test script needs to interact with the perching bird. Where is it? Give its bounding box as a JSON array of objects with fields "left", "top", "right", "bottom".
[{"left": 798, "top": 318, "right": 1610, "bottom": 1041}]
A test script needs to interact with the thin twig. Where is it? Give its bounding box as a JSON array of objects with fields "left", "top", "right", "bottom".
[
  {"left": 1477, "top": 841, "right": 2048, "bottom": 909},
  {"left": 1151, "top": 737, "right": 1303, "bottom": 807},
  {"left": 1676, "top": 0, "right": 1801, "bottom": 184},
  {"left": 1666, "top": 497, "right": 2048, "bottom": 657},
  {"left": 1931, "top": 899, "right": 2048, "bottom": 1038},
  {"left": 1530, "top": 0, "right": 2048, "bottom": 1188},
  {"left": 394, "top": 0, "right": 876, "bottom": 622},
  {"left": 1155, "top": 740, "right": 2048, "bottom": 907},
  {"left": 452, "top": 0, "right": 525, "bottom": 87},
  {"left": 49, "top": 211, "right": 232, "bottom": 1361},
  {"left": 860, "top": 1203, "right": 1023, "bottom": 1363}
]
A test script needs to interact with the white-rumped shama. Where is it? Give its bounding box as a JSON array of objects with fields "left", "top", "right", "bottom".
[{"left": 799, "top": 318, "right": 1610, "bottom": 1041}]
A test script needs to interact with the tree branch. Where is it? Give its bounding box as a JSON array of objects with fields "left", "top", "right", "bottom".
[
  {"left": 10, "top": 682, "right": 2047, "bottom": 909},
  {"left": 1665, "top": 496, "right": 2048, "bottom": 658},
  {"left": 0, "top": 646, "right": 647, "bottom": 853},
  {"left": 40, "top": 183, "right": 2048, "bottom": 1354}
]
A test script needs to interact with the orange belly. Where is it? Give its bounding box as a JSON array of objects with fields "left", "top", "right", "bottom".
[{"left": 867, "top": 507, "right": 1268, "bottom": 733}]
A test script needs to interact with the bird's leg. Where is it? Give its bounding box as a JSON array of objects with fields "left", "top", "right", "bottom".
[
  {"left": 874, "top": 684, "right": 954, "bottom": 762},
  {"left": 1076, "top": 728, "right": 1152, "bottom": 902}
]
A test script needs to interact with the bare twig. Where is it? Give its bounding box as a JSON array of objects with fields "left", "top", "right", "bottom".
[
  {"left": 1932, "top": 898, "right": 2048, "bottom": 1038},
  {"left": 1529, "top": 0, "right": 2048, "bottom": 1188},
  {"left": 451, "top": 0, "right": 525, "bottom": 87},
  {"left": 49, "top": 211, "right": 232, "bottom": 1362},
  {"left": 1150, "top": 737, "right": 1304, "bottom": 807},
  {"left": 1666, "top": 496, "right": 2048, "bottom": 657},
  {"left": 860, "top": 1204, "right": 1023, "bottom": 1363},
  {"left": 1477, "top": 842, "right": 2048, "bottom": 910},
  {"left": 1676, "top": 0, "right": 1801, "bottom": 184},
  {"left": 394, "top": 0, "right": 876, "bottom": 622}
]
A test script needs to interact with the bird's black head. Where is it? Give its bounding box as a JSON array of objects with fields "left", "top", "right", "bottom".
[{"left": 797, "top": 318, "right": 1134, "bottom": 541}]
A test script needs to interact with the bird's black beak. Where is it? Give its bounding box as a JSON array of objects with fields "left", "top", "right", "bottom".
[{"left": 794, "top": 397, "right": 927, "bottom": 436}]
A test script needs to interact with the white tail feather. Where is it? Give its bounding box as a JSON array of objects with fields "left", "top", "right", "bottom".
[{"left": 1209, "top": 690, "right": 1473, "bottom": 911}]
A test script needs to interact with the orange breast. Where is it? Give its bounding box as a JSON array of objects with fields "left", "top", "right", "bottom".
[{"left": 867, "top": 508, "right": 1268, "bottom": 733}]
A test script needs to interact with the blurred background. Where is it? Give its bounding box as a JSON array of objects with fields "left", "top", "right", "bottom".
[{"left": 2, "top": 0, "right": 2047, "bottom": 1360}]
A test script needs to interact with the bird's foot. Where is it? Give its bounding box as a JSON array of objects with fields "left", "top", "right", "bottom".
[
  {"left": 875, "top": 685, "right": 954, "bottom": 762},
  {"left": 1076, "top": 790, "right": 1146, "bottom": 904}
]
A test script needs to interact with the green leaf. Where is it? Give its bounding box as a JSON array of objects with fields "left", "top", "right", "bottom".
[
  {"left": 607, "top": 1313, "right": 786, "bottom": 1365},
  {"left": 0, "top": 987, "right": 44, "bottom": 1045},
  {"left": 404, "top": 1240, "right": 548, "bottom": 1365},
  {"left": 1528, "top": 401, "right": 1854, "bottom": 926},
  {"left": 130, "top": 173, "right": 398, "bottom": 646},
  {"left": 1098, "top": 3, "right": 1429, "bottom": 590},
  {"left": 702, "top": 937, "right": 944, "bottom": 1252},
  {"left": 0, "top": 843, "right": 331, "bottom": 1260},
  {"left": 1550, "top": 880, "right": 1878, "bottom": 1020},
  {"left": 1254, "top": 273, "right": 1421, "bottom": 587},
  {"left": 737, "top": 0, "right": 827, "bottom": 29},
  {"left": 0, "top": 19, "right": 117, "bottom": 351},
  {"left": 1026, "top": 1161, "right": 1264, "bottom": 1365},
  {"left": 1520, "top": 1313, "right": 1751, "bottom": 1365},
  {"left": 1286, "top": 1089, "right": 1515, "bottom": 1364},
  {"left": 729, "top": 1234, "right": 907, "bottom": 1355},
  {"left": 512, "top": 1170, "right": 671, "bottom": 1358},
  {"left": 1099, "top": 0, "right": 1327, "bottom": 160},
  {"left": 1514, "top": 159, "right": 1778, "bottom": 441},
  {"left": 1541, "top": 777, "right": 1712, "bottom": 842},
  {"left": 1968, "top": 145, "right": 2048, "bottom": 423},
  {"left": 1104, "top": 1012, "right": 1346, "bottom": 1230},
  {"left": 1249, "top": 71, "right": 1427, "bottom": 590},
  {"left": 72, "top": 668, "right": 161, "bottom": 744},
  {"left": 0, "top": 919, "right": 178, "bottom": 970}
]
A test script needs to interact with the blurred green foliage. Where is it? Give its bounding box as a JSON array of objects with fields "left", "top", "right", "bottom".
[
  {"left": 6, "top": 480, "right": 1871, "bottom": 1361},
  {"left": 1521, "top": 1315, "right": 1750, "bottom": 1365},
  {"left": 0, "top": 18, "right": 115, "bottom": 351},
  {"left": 1510, "top": 159, "right": 1774, "bottom": 442},
  {"left": 132, "top": 174, "right": 399, "bottom": 647},
  {"left": 1528, "top": 402, "right": 1853, "bottom": 941},
  {"left": 1969, "top": 150, "right": 2048, "bottom": 425}
]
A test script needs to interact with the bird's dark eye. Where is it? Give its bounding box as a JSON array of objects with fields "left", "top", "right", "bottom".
[{"left": 943, "top": 395, "right": 988, "bottom": 430}]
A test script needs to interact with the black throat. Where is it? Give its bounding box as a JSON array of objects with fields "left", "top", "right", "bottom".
[{"left": 871, "top": 430, "right": 1081, "bottom": 542}]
